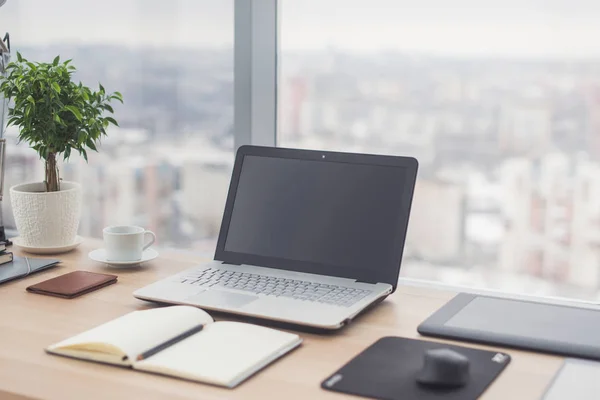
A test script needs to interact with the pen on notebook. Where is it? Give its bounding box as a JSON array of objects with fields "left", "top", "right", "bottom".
[{"left": 136, "top": 323, "right": 204, "bottom": 361}]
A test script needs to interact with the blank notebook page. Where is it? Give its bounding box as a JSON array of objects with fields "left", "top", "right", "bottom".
[
  {"left": 135, "top": 321, "right": 300, "bottom": 386},
  {"left": 48, "top": 306, "right": 213, "bottom": 359}
]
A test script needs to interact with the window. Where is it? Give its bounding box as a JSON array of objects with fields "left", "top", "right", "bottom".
[
  {"left": 0, "top": 0, "right": 233, "bottom": 251},
  {"left": 5, "top": 0, "right": 597, "bottom": 300},
  {"left": 279, "top": 1, "right": 600, "bottom": 300}
]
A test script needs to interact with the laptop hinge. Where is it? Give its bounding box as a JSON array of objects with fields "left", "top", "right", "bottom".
[{"left": 222, "top": 261, "right": 241, "bottom": 266}]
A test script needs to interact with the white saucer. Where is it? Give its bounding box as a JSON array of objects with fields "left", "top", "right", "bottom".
[
  {"left": 13, "top": 236, "right": 84, "bottom": 255},
  {"left": 88, "top": 248, "right": 159, "bottom": 267}
]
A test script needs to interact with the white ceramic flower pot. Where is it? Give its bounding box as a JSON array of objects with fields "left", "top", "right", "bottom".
[{"left": 10, "top": 181, "right": 82, "bottom": 247}]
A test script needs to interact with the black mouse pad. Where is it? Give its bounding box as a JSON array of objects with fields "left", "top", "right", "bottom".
[{"left": 321, "top": 337, "right": 510, "bottom": 400}]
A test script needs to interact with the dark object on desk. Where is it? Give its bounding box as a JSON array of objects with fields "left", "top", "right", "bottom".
[
  {"left": 416, "top": 348, "right": 470, "bottom": 388},
  {"left": 0, "top": 227, "right": 11, "bottom": 247},
  {"left": 26, "top": 270, "right": 117, "bottom": 299},
  {"left": 0, "top": 250, "right": 12, "bottom": 266},
  {"left": 136, "top": 323, "right": 204, "bottom": 361},
  {"left": 321, "top": 336, "right": 510, "bottom": 400},
  {"left": 418, "top": 293, "right": 600, "bottom": 361},
  {"left": 0, "top": 256, "right": 59, "bottom": 284},
  {"left": 0, "top": 241, "right": 12, "bottom": 265}
]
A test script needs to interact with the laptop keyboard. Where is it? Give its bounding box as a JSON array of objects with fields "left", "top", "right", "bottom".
[{"left": 179, "top": 267, "right": 373, "bottom": 307}]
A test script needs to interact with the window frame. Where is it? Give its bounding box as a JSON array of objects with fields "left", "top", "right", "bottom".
[{"left": 233, "top": 0, "right": 278, "bottom": 150}]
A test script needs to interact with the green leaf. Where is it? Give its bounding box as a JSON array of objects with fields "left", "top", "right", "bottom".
[
  {"left": 53, "top": 114, "right": 62, "bottom": 124},
  {"left": 86, "top": 139, "right": 97, "bottom": 152},
  {"left": 111, "top": 92, "right": 124, "bottom": 103},
  {"left": 16, "top": 52, "right": 23, "bottom": 62},
  {"left": 7, "top": 117, "right": 20, "bottom": 126},
  {"left": 99, "top": 83, "right": 105, "bottom": 93},
  {"left": 65, "top": 106, "right": 83, "bottom": 121},
  {"left": 103, "top": 104, "right": 114, "bottom": 113},
  {"left": 51, "top": 82, "right": 61, "bottom": 93},
  {"left": 77, "top": 131, "right": 86, "bottom": 145},
  {"left": 53, "top": 55, "right": 60, "bottom": 66},
  {"left": 26, "top": 95, "right": 35, "bottom": 104},
  {"left": 105, "top": 117, "right": 119, "bottom": 126}
]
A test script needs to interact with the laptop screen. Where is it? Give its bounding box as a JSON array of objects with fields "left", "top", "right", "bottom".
[{"left": 216, "top": 147, "right": 417, "bottom": 286}]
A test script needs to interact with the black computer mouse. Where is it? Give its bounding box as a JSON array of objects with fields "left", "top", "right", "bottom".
[{"left": 416, "top": 348, "right": 470, "bottom": 388}]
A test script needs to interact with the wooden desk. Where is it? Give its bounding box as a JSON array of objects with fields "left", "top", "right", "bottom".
[{"left": 0, "top": 239, "right": 563, "bottom": 400}]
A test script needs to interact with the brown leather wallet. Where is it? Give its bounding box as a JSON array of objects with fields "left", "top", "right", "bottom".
[{"left": 26, "top": 271, "right": 117, "bottom": 299}]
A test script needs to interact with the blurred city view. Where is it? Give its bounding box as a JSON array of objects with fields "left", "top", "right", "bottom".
[
  {"left": 0, "top": 0, "right": 235, "bottom": 254},
  {"left": 280, "top": 52, "right": 600, "bottom": 300},
  {"left": 4, "top": 0, "right": 600, "bottom": 299},
  {"left": 277, "top": 1, "right": 600, "bottom": 300},
  {"left": 2, "top": 44, "right": 234, "bottom": 252}
]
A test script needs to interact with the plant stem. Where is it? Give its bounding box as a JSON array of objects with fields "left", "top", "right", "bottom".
[{"left": 45, "top": 152, "right": 60, "bottom": 192}]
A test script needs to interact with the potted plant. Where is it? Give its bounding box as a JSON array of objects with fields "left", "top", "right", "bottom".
[{"left": 0, "top": 52, "right": 122, "bottom": 247}]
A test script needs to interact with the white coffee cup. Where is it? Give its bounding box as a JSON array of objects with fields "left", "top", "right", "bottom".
[{"left": 103, "top": 226, "right": 156, "bottom": 261}]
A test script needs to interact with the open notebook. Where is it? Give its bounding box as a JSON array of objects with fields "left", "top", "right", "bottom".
[{"left": 46, "top": 306, "right": 302, "bottom": 388}]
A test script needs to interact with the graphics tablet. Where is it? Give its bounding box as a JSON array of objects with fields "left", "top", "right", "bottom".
[{"left": 418, "top": 293, "right": 600, "bottom": 360}]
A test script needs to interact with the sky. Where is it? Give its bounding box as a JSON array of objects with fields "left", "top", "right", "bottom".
[{"left": 2, "top": 0, "right": 600, "bottom": 57}]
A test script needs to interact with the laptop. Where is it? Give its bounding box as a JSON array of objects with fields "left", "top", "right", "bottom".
[{"left": 134, "top": 145, "right": 418, "bottom": 329}]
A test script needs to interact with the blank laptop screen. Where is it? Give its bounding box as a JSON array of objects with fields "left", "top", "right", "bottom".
[{"left": 223, "top": 155, "right": 409, "bottom": 276}]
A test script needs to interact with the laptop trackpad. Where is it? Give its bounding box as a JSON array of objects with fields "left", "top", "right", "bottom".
[{"left": 186, "top": 289, "right": 258, "bottom": 309}]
